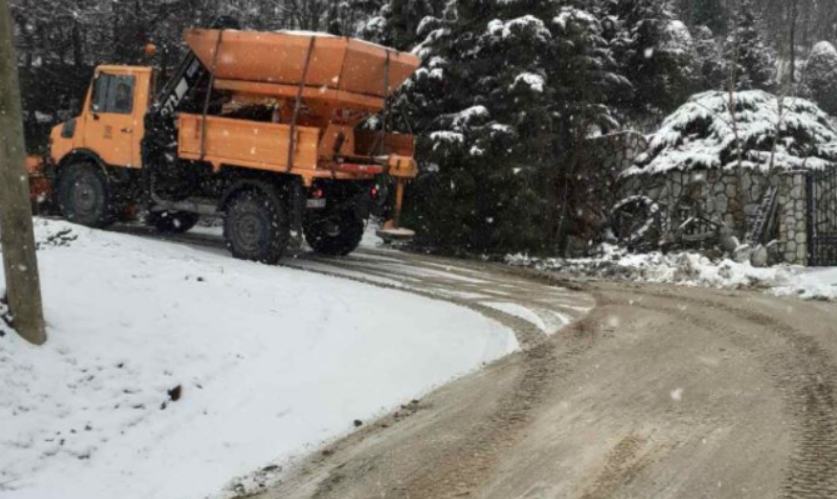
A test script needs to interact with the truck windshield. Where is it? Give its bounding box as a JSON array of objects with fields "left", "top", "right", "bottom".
[{"left": 91, "top": 73, "right": 136, "bottom": 115}]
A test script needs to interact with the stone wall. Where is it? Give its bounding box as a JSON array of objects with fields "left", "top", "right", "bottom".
[
  {"left": 586, "top": 132, "right": 649, "bottom": 173},
  {"left": 779, "top": 174, "right": 809, "bottom": 265},
  {"left": 621, "top": 169, "right": 809, "bottom": 265}
]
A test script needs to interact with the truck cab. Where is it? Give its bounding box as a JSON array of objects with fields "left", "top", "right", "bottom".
[{"left": 50, "top": 66, "right": 153, "bottom": 170}]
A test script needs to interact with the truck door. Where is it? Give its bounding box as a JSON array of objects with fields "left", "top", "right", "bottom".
[{"left": 85, "top": 72, "right": 138, "bottom": 167}]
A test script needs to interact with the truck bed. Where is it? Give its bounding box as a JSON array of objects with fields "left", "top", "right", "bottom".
[{"left": 178, "top": 114, "right": 319, "bottom": 173}]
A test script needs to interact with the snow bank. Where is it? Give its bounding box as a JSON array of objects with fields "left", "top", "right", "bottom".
[
  {"left": 508, "top": 245, "right": 837, "bottom": 303},
  {"left": 507, "top": 245, "right": 791, "bottom": 290},
  {"left": 0, "top": 219, "right": 517, "bottom": 499},
  {"left": 774, "top": 267, "right": 837, "bottom": 300}
]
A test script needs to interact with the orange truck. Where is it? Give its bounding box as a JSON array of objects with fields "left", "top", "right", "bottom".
[{"left": 29, "top": 17, "right": 420, "bottom": 263}]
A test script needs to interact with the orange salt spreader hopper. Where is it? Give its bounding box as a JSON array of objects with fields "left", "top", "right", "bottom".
[
  {"left": 185, "top": 30, "right": 419, "bottom": 113},
  {"left": 183, "top": 29, "right": 421, "bottom": 240}
]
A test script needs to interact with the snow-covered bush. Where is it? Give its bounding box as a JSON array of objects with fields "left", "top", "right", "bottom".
[
  {"left": 803, "top": 41, "right": 837, "bottom": 116},
  {"left": 628, "top": 90, "right": 837, "bottom": 175}
]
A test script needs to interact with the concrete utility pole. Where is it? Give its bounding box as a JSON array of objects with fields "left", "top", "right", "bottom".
[{"left": 0, "top": 0, "right": 46, "bottom": 345}]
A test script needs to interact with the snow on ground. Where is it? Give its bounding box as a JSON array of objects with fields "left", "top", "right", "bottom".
[
  {"left": 774, "top": 267, "right": 837, "bottom": 300},
  {"left": 0, "top": 219, "right": 518, "bottom": 499},
  {"left": 508, "top": 245, "right": 790, "bottom": 289},
  {"left": 508, "top": 244, "right": 837, "bottom": 302},
  {"left": 361, "top": 220, "right": 385, "bottom": 249}
]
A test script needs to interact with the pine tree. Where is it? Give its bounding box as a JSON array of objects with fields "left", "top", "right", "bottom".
[
  {"left": 361, "top": 0, "right": 444, "bottom": 50},
  {"left": 605, "top": 0, "right": 696, "bottom": 115},
  {"left": 724, "top": 1, "right": 776, "bottom": 91},
  {"left": 803, "top": 41, "right": 837, "bottom": 116},
  {"left": 401, "top": 0, "right": 627, "bottom": 254},
  {"left": 692, "top": 26, "right": 727, "bottom": 91},
  {"left": 692, "top": 0, "right": 726, "bottom": 34}
]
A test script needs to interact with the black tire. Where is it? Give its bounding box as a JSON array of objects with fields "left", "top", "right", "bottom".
[
  {"left": 304, "top": 210, "right": 365, "bottom": 256},
  {"left": 223, "top": 189, "right": 289, "bottom": 264},
  {"left": 147, "top": 211, "right": 200, "bottom": 234},
  {"left": 56, "top": 162, "right": 115, "bottom": 228}
]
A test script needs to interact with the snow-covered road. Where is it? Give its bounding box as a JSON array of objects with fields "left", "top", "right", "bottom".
[{"left": 0, "top": 220, "right": 592, "bottom": 499}]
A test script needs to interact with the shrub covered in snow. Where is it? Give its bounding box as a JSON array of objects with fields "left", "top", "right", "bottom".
[
  {"left": 628, "top": 90, "right": 837, "bottom": 175},
  {"left": 803, "top": 41, "right": 837, "bottom": 116}
]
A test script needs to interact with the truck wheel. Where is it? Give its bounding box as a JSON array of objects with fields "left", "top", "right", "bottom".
[
  {"left": 224, "top": 189, "right": 289, "bottom": 264},
  {"left": 56, "top": 163, "right": 115, "bottom": 228},
  {"left": 147, "top": 211, "right": 200, "bottom": 234},
  {"left": 304, "top": 211, "right": 365, "bottom": 256}
]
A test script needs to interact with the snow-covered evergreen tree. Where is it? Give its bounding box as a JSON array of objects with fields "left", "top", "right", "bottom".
[
  {"left": 604, "top": 0, "right": 696, "bottom": 115},
  {"left": 362, "top": 0, "right": 444, "bottom": 50},
  {"left": 692, "top": 26, "right": 727, "bottom": 91},
  {"left": 802, "top": 41, "right": 837, "bottom": 116},
  {"left": 402, "top": 0, "right": 628, "bottom": 253},
  {"left": 692, "top": 0, "right": 726, "bottom": 35},
  {"left": 723, "top": 1, "right": 776, "bottom": 91}
]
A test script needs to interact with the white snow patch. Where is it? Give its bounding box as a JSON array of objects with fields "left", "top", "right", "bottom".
[
  {"left": 361, "top": 220, "right": 384, "bottom": 249},
  {"left": 487, "top": 15, "right": 551, "bottom": 43},
  {"left": 773, "top": 267, "right": 837, "bottom": 300},
  {"left": 507, "top": 245, "right": 837, "bottom": 304},
  {"left": 670, "top": 388, "right": 684, "bottom": 401},
  {"left": 430, "top": 131, "right": 465, "bottom": 150},
  {"left": 810, "top": 41, "right": 837, "bottom": 61},
  {"left": 512, "top": 72, "right": 545, "bottom": 93},
  {"left": 452, "top": 105, "right": 489, "bottom": 129},
  {"left": 507, "top": 245, "right": 791, "bottom": 290},
  {"left": 35, "top": 111, "right": 54, "bottom": 124},
  {"left": 0, "top": 219, "right": 518, "bottom": 499}
]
